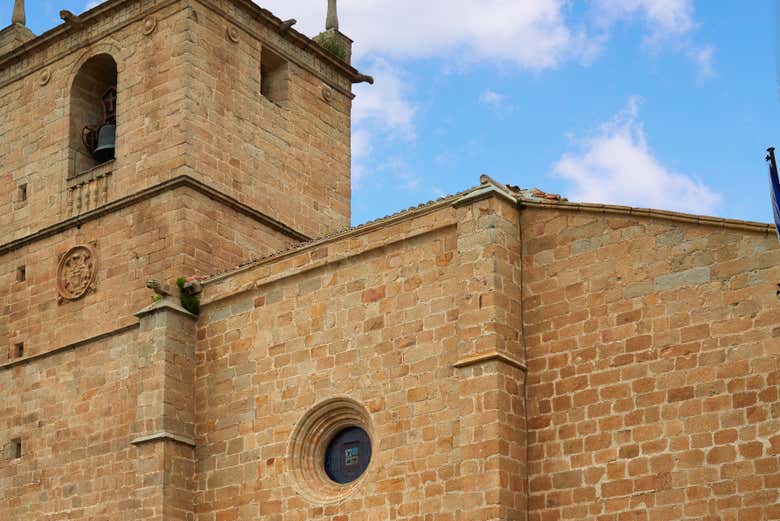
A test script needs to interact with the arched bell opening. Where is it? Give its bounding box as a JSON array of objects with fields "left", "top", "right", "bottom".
[{"left": 68, "top": 53, "right": 118, "bottom": 177}]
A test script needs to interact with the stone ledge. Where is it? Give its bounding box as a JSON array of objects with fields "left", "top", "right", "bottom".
[
  {"left": 453, "top": 351, "right": 528, "bottom": 372},
  {"left": 67, "top": 160, "right": 114, "bottom": 188},
  {"left": 134, "top": 298, "right": 197, "bottom": 320},
  {"left": 0, "top": 174, "right": 310, "bottom": 257},
  {"left": 0, "top": 0, "right": 179, "bottom": 87},
  {"left": 0, "top": 323, "right": 139, "bottom": 371},
  {"left": 453, "top": 184, "right": 518, "bottom": 208},
  {"left": 520, "top": 199, "right": 776, "bottom": 235},
  {"left": 131, "top": 431, "right": 196, "bottom": 447}
]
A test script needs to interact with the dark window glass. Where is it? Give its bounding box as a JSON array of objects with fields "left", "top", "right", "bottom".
[{"left": 324, "top": 427, "right": 371, "bottom": 484}]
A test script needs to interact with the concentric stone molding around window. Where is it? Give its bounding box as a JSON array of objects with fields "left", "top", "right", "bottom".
[{"left": 287, "top": 397, "right": 374, "bottom": 504}]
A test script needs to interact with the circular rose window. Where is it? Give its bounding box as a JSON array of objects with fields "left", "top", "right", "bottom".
[
  {"left": 288, "top": 398, "right": 373, "bottom": 503},
  {"left": 324, "top": 426, "right": 372, "bottom": 484}
]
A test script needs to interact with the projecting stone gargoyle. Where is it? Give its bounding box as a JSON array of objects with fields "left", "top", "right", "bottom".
[{"left": 146, "top": 279, "right": 175, "bottom": 297}]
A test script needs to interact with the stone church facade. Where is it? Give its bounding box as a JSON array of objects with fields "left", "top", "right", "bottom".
[{"left": 1, "top": 1, "right": 778, "bottom": 520}]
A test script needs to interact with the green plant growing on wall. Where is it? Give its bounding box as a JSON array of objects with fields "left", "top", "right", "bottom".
[
  {"left": 315, "top": 33, "right": 347, "bottom": 61},
  {"left": 177, "top": 277, "right": 200, "bottom": 315}
]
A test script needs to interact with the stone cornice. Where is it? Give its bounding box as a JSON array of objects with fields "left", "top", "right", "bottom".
[
  {"left": 0, "top": 323, "right": 139, "bottom": 371},
  {"left": 519, "top": 200, "right": 776, "bottom": 235},
  {"left": 131, "top": 431, "right": 196, "bottom": 447},
  {"left": 0, "top": 0, "right": 180, "bottom": 89},
  {"left": 453, "top": 351, "right": 527, "bottom": 372},
  {"left": 0, "top": 0, "right": 361, "bottom": 97},
  {"left": 192, "top": 0, "right": 361, "bottom": 97},
  {"left": 0, "top": 175, "right": 310, "bottom": 256}
]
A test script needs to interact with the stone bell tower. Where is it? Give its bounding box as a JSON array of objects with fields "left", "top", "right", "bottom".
[{"left": 0, "top": 0, "right": 369, "bottom": 375}]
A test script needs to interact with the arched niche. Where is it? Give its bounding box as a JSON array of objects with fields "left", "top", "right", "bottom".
[{"left": 68, "top": 53, "right": 118, "bottom": 177}]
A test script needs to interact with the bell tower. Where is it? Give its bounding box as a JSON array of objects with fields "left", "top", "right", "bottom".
[{"left": 0, "top": 0, "right": 370, "bottom": 360}]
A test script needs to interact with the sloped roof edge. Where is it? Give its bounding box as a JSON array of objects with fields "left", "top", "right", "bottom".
[{"left": 200, "top": 175, "right": 777, "bottom": 285}]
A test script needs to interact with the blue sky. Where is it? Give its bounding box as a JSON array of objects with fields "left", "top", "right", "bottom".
[{"left": 6, "top": 1, "right": 780, "bottom": 226}]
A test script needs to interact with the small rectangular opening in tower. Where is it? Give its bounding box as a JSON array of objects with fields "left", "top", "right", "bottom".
[
  {"left": 16, "top": 265, "right": 26, "bottom": 282},
  {"left": 11, "top": 438, "right": 21, "bottom": 459},
  {"left": 13, "top": 343, "right": 24, "bottom": 359},
  {"left": 261, "top": 48, "right": 289, "bottom": 108},
  {"left": 17, "top": 183, "right": 27, "bottom": 203}
]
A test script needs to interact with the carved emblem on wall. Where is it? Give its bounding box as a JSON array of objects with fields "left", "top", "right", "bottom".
[
  {"left": 142, "top": 16, "right": 157, "bottom": 36},
  {"left": 39, "top": 69, "right": 51, "bottom": 86},
  {"left": 321, "top": 85, "right": 333, "bottom": 103},
  {"left": 57, "top": 245, "right": 98, "bottom": 302},
  {"left": 227, "top": 25, "right": 240, "bottom": 43}
]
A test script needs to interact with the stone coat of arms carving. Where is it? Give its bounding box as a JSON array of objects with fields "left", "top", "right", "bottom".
[{"left": 57, "top": 245, "right": 97, "bottom": 302}]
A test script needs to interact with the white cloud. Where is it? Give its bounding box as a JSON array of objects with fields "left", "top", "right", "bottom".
[
  {"left": 85, "top": 0, "right": 105, "bottom": 9},
  {"left": 553, "top": 96, "right": 722, "bottom": 215},
  {"left": 352, "top": 58, "right": 416, "bottom": 140},
  {"left": 589, "top": 0, "right": 714, "bottom": 76},
  {"left": 687, "top": 44, "right": 715, "bottom": 79},
  {"left": 258, "top": 0, "right": 710, "bottom": 72},
  {"left": 349, "top": 59, "right": 417, "bottom": 192},
  {"left": 479, "top": 90, "right": 507, "bottom": 108},
  {"left": 591, "top": 0, "right": 696, "bottom": 40},
  {"left": 253, "top": 1, "right": 715, "bottom": 206},
  {"left": 258, "top": 0, "right": 581, "bottom": 69}
]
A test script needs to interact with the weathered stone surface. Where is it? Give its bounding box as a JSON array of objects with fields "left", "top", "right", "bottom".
[
  {"left": 522, "top": 207, "right": 779, "bottom": 521},
  {"left": 654, "top": 267, "right": 711, "bottom": 291},
  {"left": 1, "top": 2, "right": 778, "bottom": 521}
]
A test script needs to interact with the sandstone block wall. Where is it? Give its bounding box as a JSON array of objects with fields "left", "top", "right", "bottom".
[
  {"left": 0, "top": 327, "right": 142, "bottom": 521},
  {"left": 185, "top": 3, "right": 353, "bottom": 238},
  {"left": 195, "top": 214, "right": 465, "bottom": 520},
  {"left": 2, "top": 174, "right": 778, "bottom": 520},
  {"left": 522, "top": 207, "right": 780, "bottom": 521},
  {"left": 0, "top": 185, "right": 293, "bottom": 362},
  {"left": 195, "top": 192, "right": 528, "bottom": 520}
]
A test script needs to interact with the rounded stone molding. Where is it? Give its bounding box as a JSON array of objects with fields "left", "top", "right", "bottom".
[
  {"left": 142, "top": 16, "right": 157, "bottom": 36},
  {"left": 57, "top": 244, "right": 98, "bottom": 302},
  {"left": 321, "top": 85, "right": 334, "bottom": 103},
  {"left": 287, "top": 397, "right": 374, "bottom": 504},
  {"left": 39, "top": 69, "right": 51, "bottom": 86},
  {"left": 226, "top": 25, "right": 240, "bottom": 43}
]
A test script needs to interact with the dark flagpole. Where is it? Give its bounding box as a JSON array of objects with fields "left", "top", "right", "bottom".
[{"left": 765, "top": 147, "right": 780, "bottom": 242}]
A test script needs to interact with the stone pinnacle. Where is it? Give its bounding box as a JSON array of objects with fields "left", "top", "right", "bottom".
[
  {"left": 12, "top": 0, "right": 25, "bottom": 25},
  {"left": 326, "top": 0, "right": 338, "bottom": 31}
]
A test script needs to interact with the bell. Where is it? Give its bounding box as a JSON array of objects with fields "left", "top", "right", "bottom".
[{"left": 92, "top": 123, "right": 116, "bottom": 163}]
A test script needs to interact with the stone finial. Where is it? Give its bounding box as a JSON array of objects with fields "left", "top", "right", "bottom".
[
  {"left": 12, "top": 0, "right": 25, "bottom": 25},
  {"left": 326, "top": 0, "right": 338, "bottom": 31}
]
